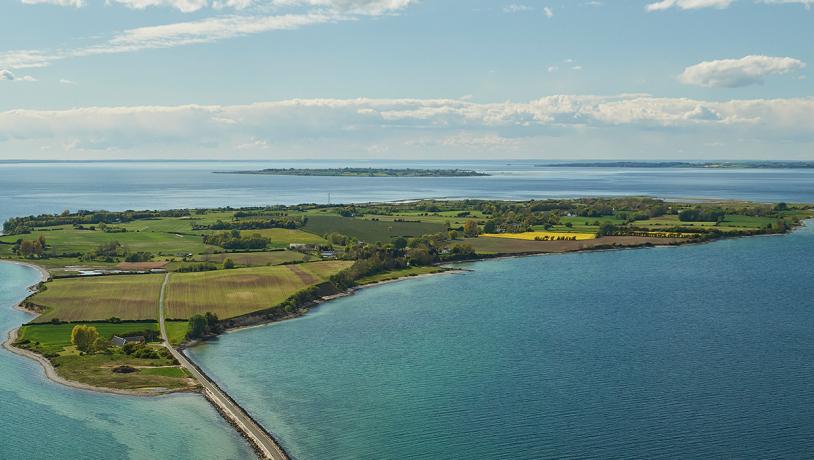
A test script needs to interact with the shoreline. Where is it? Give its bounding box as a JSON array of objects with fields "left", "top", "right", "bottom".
[
  {"left": 0, "top": 259, "right": 195, "bottom": 397},
  {"left": 3, "top": 218, "right": 811, "bottom": 393},
  {"left": 204, "top": 218, "right": 813, "bottom": 341}
]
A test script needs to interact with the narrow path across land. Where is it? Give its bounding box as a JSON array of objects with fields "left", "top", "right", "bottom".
[{"left": 158, "top": 273, "right": 288, "bottom": 460}]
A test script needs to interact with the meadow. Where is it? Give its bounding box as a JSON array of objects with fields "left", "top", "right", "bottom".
[
  {"left": 18, "top": 321, "right": 162, "bottom": 355},
  {"left": 29, "top": 274, "right": 165, "bottom": 323},
  {"left": 165, "top": 261, "right": 352, "bottom": 319},
  {"left": 195, "top": 250, "right": 309, "bottom": 267},
  {"left": 303, "top": 215, "right": 446, "bottom": 243}
]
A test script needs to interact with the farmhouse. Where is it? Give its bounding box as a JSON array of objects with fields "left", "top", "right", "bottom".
[{"left": 111, "top": 335, "right": 146, "bottom": 347}]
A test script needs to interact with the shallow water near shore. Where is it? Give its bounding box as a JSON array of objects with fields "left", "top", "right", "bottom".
[
  {"left": 0, "top": 262, "right": 254, "bottom": 459},
  {"left": 190, "top": 223, "right": 814, "bottom": 459}
]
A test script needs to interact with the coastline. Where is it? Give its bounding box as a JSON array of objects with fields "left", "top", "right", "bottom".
[
  {"left": 3, "top": 218, "right": 811, "bottom": 394},
  {"left": 206, "top": 218, "right": 813, "bottom": 341},
  {"left": 0, "top": 259, "right": 194, "bottom": 397}
]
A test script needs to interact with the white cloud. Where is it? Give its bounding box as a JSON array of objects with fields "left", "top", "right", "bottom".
[
  {"left": 21, "top": 0, "right": 85, "bottom": 6},
  {"left": 1, "top": 95, "right": 812, "bottom": 153},
  {"left": 679, "top": 55, "right": 806, "bottom": 88},
  {"left": 110, "top": 0, "right": 211, "bottom": 13},
  {"left": 2, "top": 1, "right": 413, "bottom": 69},
  {"left": 0, "top": 69, "right": 37, "bottom": 81},
  {"left": 646, "top": 0, "right": 734, "bottom": 11},
  {"left": 59, "top": 78, "right": 77, "bottom": 84},
  {"left": 503, "top": 3, "right": 532, "bottom": 13},
  {"left": 543, "top": 6, "right": 553, "bottom": 17}
]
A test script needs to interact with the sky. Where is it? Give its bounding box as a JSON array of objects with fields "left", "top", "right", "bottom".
[{"left": 0, "top": 0, "right": 812, "bottom": 161}]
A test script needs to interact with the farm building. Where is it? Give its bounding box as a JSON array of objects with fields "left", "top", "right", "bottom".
[{"left": 111, "top": 335, "right": 146, "bottom": 347}]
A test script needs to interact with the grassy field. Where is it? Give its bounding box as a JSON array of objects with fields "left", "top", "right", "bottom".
[
  {"left": 303, "top": 215, "right": 446, "bottom": 243},
  {"left": 481, "top": 231, "right": 596, "bottom": 241},
  {"left": 243, "top": 228, "right": 328, "bottom": 247},
  {"left": 165, "top": 261, "right": 352, "bottom": 319},
  {"left": 18, "top": 322, "right": 160, "bottom": 355},
  {"left": 52, "top": 353, "right": 193, "bottom": 391},
  {"left": 195, "top": 250, "right": 309, "bottom": 267},
  {"left": 0, "top": 225, "right": 214, "bottom": 256},
  {"left": 29, "top": 274, "right": 164, "bottom": 323},
  {"left": 356, "top": 266, "right": 447, "bottom": 285},
  {"left": 164, "top": 321, "right": 188, "bottom": 345}
]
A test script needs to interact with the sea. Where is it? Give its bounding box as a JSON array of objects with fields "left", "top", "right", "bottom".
[{"left": 1, "top": 160, "right": 813, "bottom": 459}]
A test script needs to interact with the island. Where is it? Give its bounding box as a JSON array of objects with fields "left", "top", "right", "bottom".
[
  {"left": 213, "top": 167, "right": 490, "bottom": 177},
  {"left": 536, "top": 161, "right": 814, "bottom": 169},
  {"left": 2, "top": 197, "right": 811, "bottom": 458}
]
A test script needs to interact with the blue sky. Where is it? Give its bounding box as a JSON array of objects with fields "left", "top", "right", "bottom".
[{"left": 0, "top": 0, "right": 812, "bottom": 160}]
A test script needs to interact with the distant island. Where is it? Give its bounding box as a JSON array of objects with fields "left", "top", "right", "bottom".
[
  {"left": 536, "top": 161, "right": 814, "bottom": 169},
  {"left": 214, "top": 168, "right": 490, "bottom": 177}
]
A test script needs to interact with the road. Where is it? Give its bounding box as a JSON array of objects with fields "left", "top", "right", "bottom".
[{"left": 158, "top": 273, "right": 288, "bottom": 460}]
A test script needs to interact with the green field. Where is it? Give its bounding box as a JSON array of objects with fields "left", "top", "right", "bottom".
[
  {"left": 244, "top": 228, "right": 328, "bottom": 247},
  {"left": 165, "top": 261, "right": 352, "bottom": 319},
  {"left": 18, "top": 322, "right": 161, "bottom": 355},
  {"left": 0, "top": 225, "right": 214, "bottom": 256},
  {"left": 303, "top": 215, "right": 447, "bottom": 243},
  {"left": 29, "top": 274, "right": 164, "bottom": 323},
  {"left": 195, "top": 250, "right": 310, "bottom": 267}
]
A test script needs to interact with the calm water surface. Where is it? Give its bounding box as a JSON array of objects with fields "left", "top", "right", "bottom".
[
  {"left": 0, "top": 262, "right": 254, "bottom": 459},
  {"left": 2, "top": 161, "right": 814, "bottom": 459},
  {"left": 2, "top": 161, "right": 814, "bottom": 225},
  {"left": 190, "top": 223, "right": 814, "bottom": 459}
]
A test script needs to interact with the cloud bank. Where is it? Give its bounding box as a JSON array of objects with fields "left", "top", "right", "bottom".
[
  {"left": 679, "top": 55, "right": 806, "bottom": 87},
  {"left": 1, "top": 95, "right": 812, "bottom": 157}
]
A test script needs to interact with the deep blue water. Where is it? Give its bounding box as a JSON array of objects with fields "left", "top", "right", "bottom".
[
  {"left": 190, "top": 224, "right": 814, "bottom": 459},
  {"left": 2, "top": 161, "right": 814, "bottom": 226}
]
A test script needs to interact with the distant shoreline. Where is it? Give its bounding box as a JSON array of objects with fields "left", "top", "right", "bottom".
[
  {"left": 214, "top": 167, "right": 490, "bottom": 177},
  {"left": 536, "top": 161, "right": 814, "bottom": 169}
]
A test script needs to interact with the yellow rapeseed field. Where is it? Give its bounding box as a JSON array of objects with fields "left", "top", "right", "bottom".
[{"left": 480, "top": 231, "right": 596, "bottom": 241}]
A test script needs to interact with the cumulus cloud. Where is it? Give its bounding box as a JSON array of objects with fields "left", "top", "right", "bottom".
[
  {"left": 0, "top": 69, "right": 37, "bottom": 81},
  {"left": 543, "top": 6, "right": 554, "bottom": 17},
  {"left": 679, "top": 55, "right": 806, "bottom": 88},
  {"left": 646, "top": 0, "right": 734, "bottom": 11},
  {"left": 1, "top": 95, "right": 812, "bottom": 152}
]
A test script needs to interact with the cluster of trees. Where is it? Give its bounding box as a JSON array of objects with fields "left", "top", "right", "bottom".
[
  {"left": 176, "top": 262, "right": 220, "bottom": 273},
  {"left": 124, "top": 252, "right": 152, "bottom": 262},
  {"left": 187, "top": 312, "right": 222, "bottom": 339},
  {"left": 201, "top": 230, "right": 270, "bottom": 250},
  {"left": 81, "top": 241, "right": 124, "bottom": 262},
  {"left": 193, "top": 217, "right": 305, "bottom": 231},
  {"left": 14, "top": 235, "right": 47, "bottom": 258},
  {"left": 534, "top": 235, "right": 578, "bottom": 241},
  {"left": 70, "top": 325, "right": 108, "bottom": 354},
  {"left": 3, "top": 209, "right": 190, "bottom": 235},
  {"left": 330, "top": 233, "right": 476, "bottom": 290},
  {"left": 678, "top": 208, "right": 726, "bottom": 222}
]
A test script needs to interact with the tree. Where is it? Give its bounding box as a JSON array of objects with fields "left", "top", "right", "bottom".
[
  {"left": 18, "top": 240, "right": 34, "bottom": 258},
  {"left": 482, "top": 220, "right": 497, "bottom": 234},
  {"left": 463, "top": 220, "right": 479, "bottom": 237},
  {"left": 187, "top": 314, "right": 208, "bottom": 339},
  {"left": 448, "top": 230, "right": 459, "bottom": 240},
  {"left": 92, "top": 336, "right": 110, "bottom": 354},
  {"left": 391, "top": 237, "right": 408, "bottom": 249},
  {"left": 222, "top": 258, "right": 235, "bottom": 269},
  {"left": 71, "top": 325, "right": 100, "bottom": 354}
]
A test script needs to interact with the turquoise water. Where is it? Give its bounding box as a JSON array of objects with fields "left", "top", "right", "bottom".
[
  {"left": 0, "top": 262, "right": 254, "bottom": 459},
  {"left": 190, "top": 223, "right": 814, "bottom": 459}
]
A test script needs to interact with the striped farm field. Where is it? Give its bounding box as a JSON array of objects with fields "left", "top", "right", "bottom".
[
  {"left": 164, "top": 260, "right": 352, "bottom": 319},
  {"left": 29, "top": 274, "right": 164, "bottom": 323},
  {"left": 480, "top": 231, "right": 596, "bottom": 241}
]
